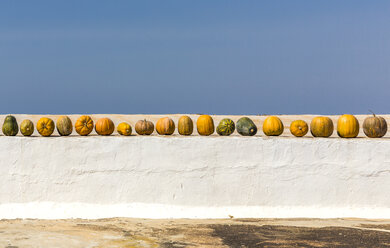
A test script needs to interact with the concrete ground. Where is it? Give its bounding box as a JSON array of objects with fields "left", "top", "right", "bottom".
[{"left": 2, "top": 218, "right": 390, "bottom": 247}]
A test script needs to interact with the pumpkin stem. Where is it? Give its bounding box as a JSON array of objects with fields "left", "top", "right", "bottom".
[{"left": 368, "top": 109, "right": 376, "bottom": 117}]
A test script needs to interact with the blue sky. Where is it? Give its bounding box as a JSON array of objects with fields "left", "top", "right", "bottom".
[{"left": 0, "top": 1, "right": 389, "bottom": 114}]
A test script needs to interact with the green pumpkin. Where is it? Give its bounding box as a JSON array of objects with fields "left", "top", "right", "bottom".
[
  {"left": 2, "top": 115, "right": 19, "bottom": 136},
  {"left": 236, "top": 117, "right": 257, "bottom": 136},
  {"left": 216, "top": 118, "right": 235, "bottom": 136}
]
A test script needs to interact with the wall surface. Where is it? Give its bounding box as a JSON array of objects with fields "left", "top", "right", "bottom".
[{"left": 1, "top": 115, "right": 390, "bottom": 219}]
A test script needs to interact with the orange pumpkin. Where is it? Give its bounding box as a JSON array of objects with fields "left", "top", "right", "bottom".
[
  {"left": 290, "top": 120, "right": 308, "bottom": 137},
  {"left": 95, "top": 118, "right": 115, "bottom": 136},
  {"left": 337, "top": 114, "right": 359, "bottom": 138},
  {"left": 75, "top": 115, "right": 94, "bottom": 136},
  {"left": 117, "top": 122, "right": 132, "bottom": 136},
  {"left": 135, "top": 120, "right": 154, "bottom": 135},
  {"left": 178, "top": 116, "right": 193, "bottom": 135},
  {"left": 37, "top": 117, "right": 55, "bottom": 137},
  {"left": 262, "top": 116, "right": 284, "bottom": 136},
  {"left": 196, "top": 115, "right": 214, "bottom": 136},
  {"left": 156, "top": 117, "right": 175, "bottom": 135}
]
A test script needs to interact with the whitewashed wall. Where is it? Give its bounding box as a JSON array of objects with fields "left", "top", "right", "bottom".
[{"left": 0, "top": 128, "right": 390, "bottom": 219}]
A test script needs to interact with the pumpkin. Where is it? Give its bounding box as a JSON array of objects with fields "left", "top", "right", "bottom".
[
  {"left": 290, "top": 120, "right": 308, "bottom": 137},
  {"left": 20, "top": 119, "right": 34, "bottom": 136},
  {"left": 75, "top": 115, "right": 94, "bottom": 136},
  {"left": 178, "top": 116, "right": 193, "bottom": 135},
  {"left": 37, "top": 117, "right": 55, "bottom": 137},
  {"left": 337, "top": 114, "right": 359, "bottom": 138},
  {"left": 135, "top": 119, "right": 154, "bottom": 135},
  {"left": 156, "top": 117, "right": 175, "bottom": 135},
  {"left": 95, "top": 118, "right": 115, "bottom": 136},
  {"left": 56, "top": 116, "right": 73, "bottom": 136},
  {"left": 2, "top": 115, "right": 18, "bottom": 136},
  {"left": 363, "top": 113, "right": 387, "bottom": 138},
  {"left": 262, "top": 116, "right": 284, "bottom": 136},
  {"left": 196, "top": 115, "right": 214, "bottom": 136},
  {"left": 117, "top": 122, "right": 132, "bottom": 136},
  {"left": 310, "top": 116, "right": 334, "bottom": 137},
  {"left": 236, "top": 117, "right": 257, "bottom": 136},
  {"left": 216, "top": 118, "right": 235, "bottom": 136}
]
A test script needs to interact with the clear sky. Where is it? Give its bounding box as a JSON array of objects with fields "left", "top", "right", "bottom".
[{"left": 0, "top": 1, "right": 389, "bottom": 115}]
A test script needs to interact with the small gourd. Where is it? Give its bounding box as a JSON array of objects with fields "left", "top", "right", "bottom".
[
  {"left": 262, "top": 116, "right": 283, "bottom": 136},
  {"left": 20, "top": 119, "right": 34, "bottom": 136},
  {"left": 290, "top": 120, "right": 308, "bottom": 137},
  {"left": 117, "top": 122, "right": 132, "bottom": 136},
  {"left": 216, "top": 118, "right": 235, "bottom": 136},
  {"left": 37, "top": 117, "right": 55, "bottom": 137}
]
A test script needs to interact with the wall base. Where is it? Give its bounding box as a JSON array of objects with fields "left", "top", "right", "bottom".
[{"left": 1, "top": 202, "right": 390, "bottom": 219}]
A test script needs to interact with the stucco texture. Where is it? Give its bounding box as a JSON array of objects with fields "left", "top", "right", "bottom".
[{"left": 0, "top": 114, "right": 390, "bottom": 218}]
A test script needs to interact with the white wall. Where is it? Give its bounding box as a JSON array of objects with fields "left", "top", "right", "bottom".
[{"left": 1, "top": 135, "right": 390, "bottom": 219}]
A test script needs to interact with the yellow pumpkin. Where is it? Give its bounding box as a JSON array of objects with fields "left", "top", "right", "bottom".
[
  {"left": 56, "top": 116, "right": 73, "bottom": 136},
  {"left": 75, "top": 115, "right": 94, "bottom": 136},
  {"left": 262, "top": 116, "right": 284, "bottom": 136},
  {"left": 37, "top": 117, "right": 55, "bottom": 137},
  {"left": 310, "top": 116, "right": 334, "bottom": 137},
  {"left": 196, "top": 115, "right": 214, "bottom": 136},
  {"left": 95, "top": 118, "right": 115, "bottom": 136},
  {"left": 156, "top": 117, "right": 175, "bottom": 135},
  {"left": 290, "top": 120, "right": 308, "bottom": 137},
  {"left": 117, "top": 122, "right": 132, "bottom": 136},
  {"left": 178, "top": 116, "right": 193, "bottom": 135},
  {"left": 337, "top": 114, "right": 359, "bottom": 138}
]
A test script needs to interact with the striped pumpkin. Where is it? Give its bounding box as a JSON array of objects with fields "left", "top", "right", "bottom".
[{"left": 216, "top": 118, "right": 235, "bottom": 136}]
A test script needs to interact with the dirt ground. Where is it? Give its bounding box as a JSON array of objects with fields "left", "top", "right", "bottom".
[{"left": 2, "top": 218, "right": 390, "bottom": 247}]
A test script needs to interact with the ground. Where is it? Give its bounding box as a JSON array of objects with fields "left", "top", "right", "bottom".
[{"left": 1, "top": 218, "right": 390, "bottom": 247}]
